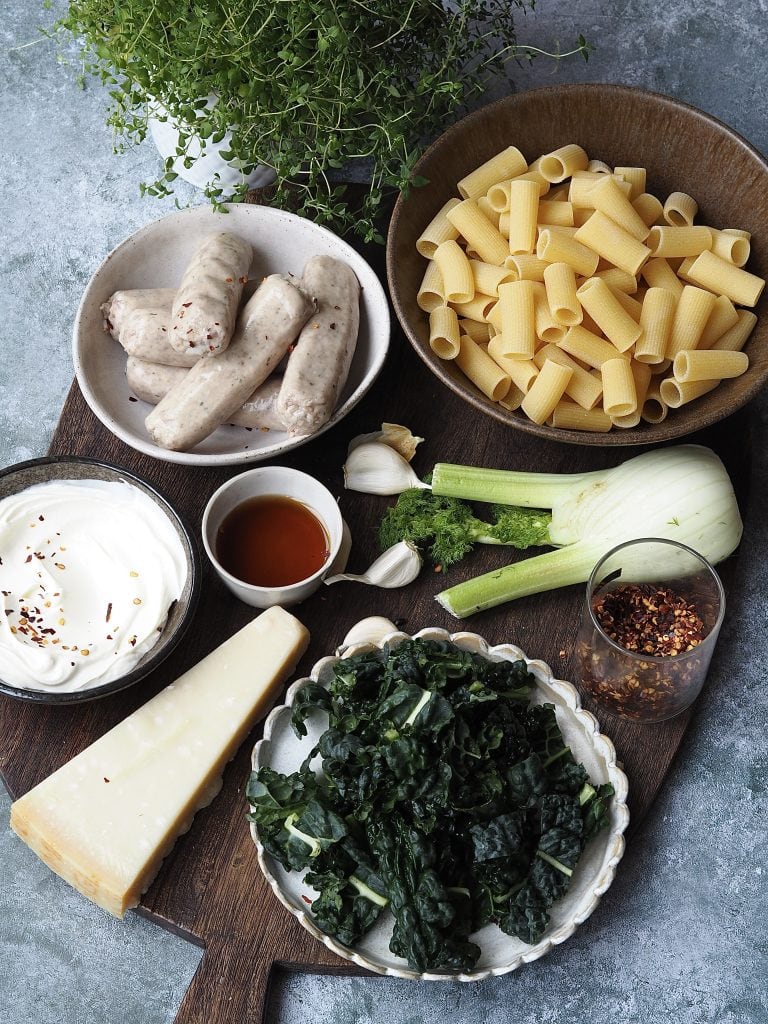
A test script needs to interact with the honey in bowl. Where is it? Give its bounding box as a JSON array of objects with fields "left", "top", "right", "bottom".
[{"left": 215, "top": 495, "right": 330, "bottom": 588}]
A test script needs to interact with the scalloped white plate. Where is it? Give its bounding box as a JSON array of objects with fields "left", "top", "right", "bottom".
[
  {"left": 73, "top": 204, "right": 390, "bottom": 466},
  {"left": 250, "top": 622, "right": 629, "bottom": 981}
]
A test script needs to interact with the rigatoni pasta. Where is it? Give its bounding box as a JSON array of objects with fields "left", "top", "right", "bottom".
[{"left": 413, "top": 142, "right": 764, "bottom": 433}]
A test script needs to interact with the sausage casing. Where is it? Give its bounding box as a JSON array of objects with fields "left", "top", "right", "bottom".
[
  {"left": 169, "top": 232, "right": 252, "bottom": 355},
  {"left": 126, "top": 357, "right": 286, "bottom": 430},
  {"left": 146, "top": 275, "right": 314, "bottom": 451},
  {"left": 102, "top": 289, "right": 201, "bottom": 368},
  {"left": 277, "top": 255, "right": 360, "bottom": 436}
]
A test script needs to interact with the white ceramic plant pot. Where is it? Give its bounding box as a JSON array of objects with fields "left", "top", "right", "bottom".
[{"left": 148, "top": 98, "right": 276, "bottom": 195}]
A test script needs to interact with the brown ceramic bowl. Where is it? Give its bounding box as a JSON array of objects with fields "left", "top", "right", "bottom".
[{"left": 386, "top": 84, "right": 768, "bottom": 445}]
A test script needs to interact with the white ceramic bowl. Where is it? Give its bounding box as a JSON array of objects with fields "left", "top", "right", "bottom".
[
  {"left": 73, "top": 204, "right": 390, "bottom": 466},
  {"left": 202, "top": 466, "right": 344, "bottom": 607},
  {"left": 250, "top": 620, "right": 630, "bottom": 981}
]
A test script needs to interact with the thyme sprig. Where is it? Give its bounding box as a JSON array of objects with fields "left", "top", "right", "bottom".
[{"left": 55, "top": 1, "right": 590, "bottom": 240}]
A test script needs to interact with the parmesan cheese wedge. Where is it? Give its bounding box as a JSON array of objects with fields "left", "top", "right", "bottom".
[{"left": 9, "top": 605, "right": 309, "bottom": 917}]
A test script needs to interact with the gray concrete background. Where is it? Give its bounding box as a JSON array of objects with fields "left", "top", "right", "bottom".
[{"left": 1, "top": 2, "right": 766, "bottom": 1022}]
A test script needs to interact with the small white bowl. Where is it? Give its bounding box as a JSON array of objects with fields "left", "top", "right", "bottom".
[
  {"left": 73, "top": 204, "right": 390, "bottom": 466},
  {"left": 201, "top": 466, "right": 343, "bottom": 607}
]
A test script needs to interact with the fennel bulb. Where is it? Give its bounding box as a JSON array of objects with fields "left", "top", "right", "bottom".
[{"left": 434, "top": 446, "right": 742, "bottom": 618}]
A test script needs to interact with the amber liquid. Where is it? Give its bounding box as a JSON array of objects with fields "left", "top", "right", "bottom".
[{"left": 215, "top": 495, "right": 330, "bottom": 588}]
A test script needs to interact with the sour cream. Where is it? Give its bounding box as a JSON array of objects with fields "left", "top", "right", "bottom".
[{"left": 0, "top": 479, "right": 187, "bottom": 692}]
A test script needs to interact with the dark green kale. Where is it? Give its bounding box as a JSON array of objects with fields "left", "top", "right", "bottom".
[{"left": 247, "top": 638, "right": 615, "bottom": 971}]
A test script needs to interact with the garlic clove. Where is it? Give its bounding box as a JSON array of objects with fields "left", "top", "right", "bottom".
[
  {"left": 343, "top": 442, "right": 429, "bottom": 495},
  {"left": 339, "top": 617, "right": 399, "bottom": 650},
  {"left": 324, "top": 541, "right": 422, "bottom": 588},
  {"left": 348, "top": 423, "right": 424, "bottom": 462}
]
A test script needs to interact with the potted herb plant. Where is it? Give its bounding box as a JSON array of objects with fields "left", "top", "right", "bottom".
[{"left": 56, "top": 1, "right": 589, "bottom": 240}]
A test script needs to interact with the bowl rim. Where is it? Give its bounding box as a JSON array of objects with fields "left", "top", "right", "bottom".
[
  {"left": 249, "top": 622, "right": 630, "bottom": 981},
  {"left": 73, "top": 203, "right": 391, "bottom": 467},
  {"left": 386, "top": 82, "right": 768, "bottom": 446},
  {"left": 0, "top": 455, "right": 202, "bottom": 705}
]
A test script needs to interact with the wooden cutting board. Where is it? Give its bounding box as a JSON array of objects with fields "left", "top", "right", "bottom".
[{"left": 0, "top": 233, "right": 751, "bottom": 1024}]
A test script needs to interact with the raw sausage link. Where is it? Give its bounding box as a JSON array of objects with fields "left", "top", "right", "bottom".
[
  {"left": 277, "top": 255, "right": 360, "bottom": 436},
  {"left": 169, "top": 232, "right": 253, "bottom": 355},
  {"left": 126, "top": 357, "right": 286, "bottom": 430},
  {"left": 146, "top": 275, "right": 314, "bottom": 451},
  {"left": 102, "top": 290, "right": 201, "bottom": 367}
]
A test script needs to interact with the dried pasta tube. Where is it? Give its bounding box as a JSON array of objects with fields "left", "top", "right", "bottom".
[
  {"left": 575, "top": 211, "right": 652, "bottom": 277},
  {"left": 495, "top": 280, "right": 536, "bottom": 359},
  {"left": 537, "top": 201, "right": 575, "bottom": 226},
  {"left": 641, "top": 257, "right": 684, "bottom": 299},
  {"left": 533, "top": 343, "right": 603, "bottom": 410},
  {"left": 498, "top": 211, "right": 511, "bottom": 238},
  {"left": 433, "top": 240, "right": 474, "bottom": 304},
  {"left": 531, "top": 282, "right": 566, "bottom": 344},
  {"left": 646, "top": 225, "right": 713, "bottom": 259},
  {"left": 508, "top": 179, "right": 540, "bottom": 255},
  {"left": 486, "top": 181, "right": 513, "bottom": 213},
  {"left": 576, "top": 278, "right": 641, "bottom": 352},
  {"left": 457, "top": 146, "right": 527, "bottom": 199},
  {"left": 170, "top": 232, "right": 252, "bottom": 355},
  {"left": 711, "top": 310, "right": 757, "bottom": 352},
  {"left": 521, "top": 359, "right": 573, "bottom": 423},
  {"left": 666, "top": 286, "right": 718, "bottom": 358},
  {"left": 476, "top": 196, "right": 501, "bottom": 229},
  {"left": 659, "top": 377, "right": 719, "bottom": 408},
  {"left": 544, "top": 262, "right": 582, "bottom": 326},
  {"left": 429, "top": 306, "right": 461, "bottom": 360},
  {"left": 673, "top": 350, "right": 749, "bottom": 382},
  {"left": 446, "top": 199, "right": 509, "bottom": 266},
  {"left": 632, "top": 192, "right": 665, "bottom": 227},
  {"left": 503, "top": 254, "right": 548, "bottom": 281},
  {"left": 537, "top": 229, "right": 599, "bottom": 278},
  {"left": 511, "top": 159, "right": 551, "bottom": 195},
  {"left": 595, "top": 268, "right": 638, "bottom": 294},
  {"left": 417, "top": 261, "right": 444, "bottom": 312},
  {"left": 641, "top": 381, "right": 669, "bottom": 423},
  {"left": 569, "top": 172, "right": 632, "bottom": 209},
  {"left": 676, "top": 256, "right": 697, "bottom": 283},
  {"left": 610, "top": 410, "right": 641, "bottom": 428},
  {"left": 450, "top": 294, "right": 496, "bottom": 322},
  {"left": 469, "top": 259, "right": 517, "bottom": 297},
  {"left": 587, "top": 159, "right": 612, "bottom": 175},
  {"left": 455, "top": 334, "right": 511, "bottom": 401},
  {"left": 558, "top": 325, "right": 627, "bottom": 369},
  {"left": 458, "top": 318, "right": 491, "bottom": 344},
  {"left": 487, "top": 339, "right": 539, "bottom": 392},
  {"left": 609, "top": 286, "right": 643, "bottom": 322},
  {"left": 589, "top": 175, "right": 650, "bottom": 241},
  {"left": 614, "top": 166, "right": 647, "bottom": 200},
  {"left": 698, "top": 295, "right": 740, "bottom": 349},
  {"left": 636, "top": 287, "right": 677, "bottom": 364},
  {"left": 601, "top": 358, "right": 637, "bottom": 417},
  {"left": 631, "top": 360, "right": 653, "bottom": 409},
  {"left": 549, "top": 401, "right": 612, "bottom": 432},
  {"left": 709, "top": 229, "right": 751, "bottom": 267},
  {"left": 498, "top": 382, "right": 526, "bottom": 412},
  {"left": 538, "top": 144, "right": 589, "bottom": 182},
  {"left": 663, "top": 192, "right": 698, "bottom": 227},
  {"left": 416, "top": 199, "right": 461, "bottom": 258}
]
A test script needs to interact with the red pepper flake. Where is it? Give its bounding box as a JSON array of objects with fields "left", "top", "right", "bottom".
[
  {"left": 129, "top": 396, "right": 138, "bottom": 403},
  {"left": 129, "top": 635, "right": 137, "bottom": 647},
  {"left": 329, "top": 323, "right": 337, "bottom": 330},
  {"left": 225, "top": 276, "right": 233, "bottom": 283},
  {"left": 103, "top": 778, "right": 110, "bottom": 783},
  {"left": 38, "top": 515, "right": 44, "bottom": 522},
  {"left": 54, "top": 562, "right": 66, "bottom": 571},
  {"left": 106, "top": 602, "right": 113, "bottom": 623},
  {"left": 238, "top": 275, "right": 248, "bottom": 284},
  {"left": 181, "top": 302, "right": 192, "bottom": 308},
  {"left": 24, "top": 554, "right": 32, "bottom": 563},
  {"left": 301, "top": 895, "right": 312, "bottom": 904}
]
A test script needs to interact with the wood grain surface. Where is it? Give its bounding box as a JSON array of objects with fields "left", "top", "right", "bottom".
[{"left": 0, "top": 233, "right": 751, "bottom": 1024}]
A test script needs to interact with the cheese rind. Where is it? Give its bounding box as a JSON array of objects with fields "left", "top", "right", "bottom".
[{"left": 9, "top": 606, "right": 309, "bottom": 917}]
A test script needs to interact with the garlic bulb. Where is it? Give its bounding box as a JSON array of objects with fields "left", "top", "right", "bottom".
[
  {"left": 324, "top": 541, "right": 422, "bottom": 588},
  {"left": 348, "top": 423, "right": 424, "bottom": 462},
  {"left": 343, "top": 442, "right": 429, "bottom": 495},
  {"left": 339, "top": 617, "right": 398, "bottom": 649}
]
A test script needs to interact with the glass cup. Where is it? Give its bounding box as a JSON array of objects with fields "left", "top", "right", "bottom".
[{"left": 577, "top": 538, "right": 725, "bottom": 723}]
